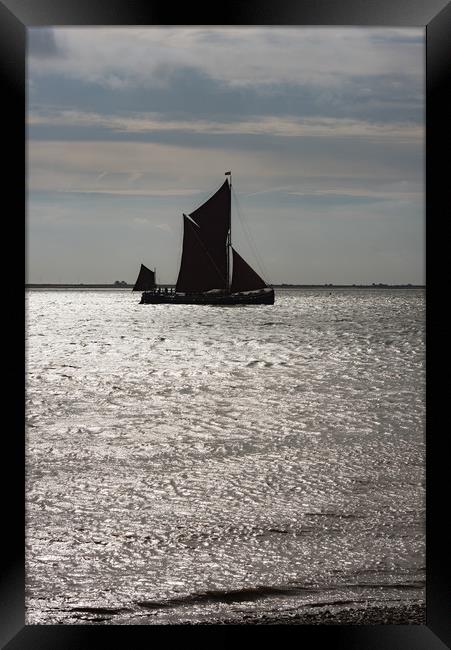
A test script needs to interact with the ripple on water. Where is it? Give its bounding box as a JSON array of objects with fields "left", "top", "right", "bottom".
[{"left": 25, "top": 288, "right": 425, "bottom": 624}]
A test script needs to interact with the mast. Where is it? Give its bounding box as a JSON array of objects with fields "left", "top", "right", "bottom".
[{"left": 225, "top": 171, "right": 232, "bottom": 293}]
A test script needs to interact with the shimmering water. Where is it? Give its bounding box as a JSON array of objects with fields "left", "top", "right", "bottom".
[{"left": 25, "top": 288, "right": 425, "bottom": 625}]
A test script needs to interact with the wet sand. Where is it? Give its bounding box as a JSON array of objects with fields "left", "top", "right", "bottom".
[
  {"left": 106, "top": 601, "right": 425, "bottom": 626},
  {"left": 203, "top": 601, "right": 426, "bottom": 625}
]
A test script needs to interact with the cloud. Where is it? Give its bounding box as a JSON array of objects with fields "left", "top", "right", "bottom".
[
  {"left": 27, "top": 70, "right": 424, "bottom": 138},
  {"left": 56, "top": 188, "right": 203, "bottom": 197},
  {"left": 28, "top": 137, "right": 423, "bottom": 207},
  {"left": 27, "top": 28, "right": 60, "bottom": 58},
  {"left": 26, "top": 27, "right": 425, "bottom": 284},
  {"left": 28, "top": 27, "right": 424, "bottom": 91},
  {"left": 28, "top": 109, "right": 423, "bottom": 143}
]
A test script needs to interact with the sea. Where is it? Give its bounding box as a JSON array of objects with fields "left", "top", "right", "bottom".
[{"left": 25, "top": 287, "right": 425, "bottom": 625}]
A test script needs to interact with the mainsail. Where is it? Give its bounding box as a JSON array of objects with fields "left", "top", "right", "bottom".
[
  {"left": 133, "top": 264, "right": 155, "bottom": 291},
  {"left": 176, "top": 215, "right": 226, "bottom": 293},
  {"left": 174, "top": 176, "right": 270, "bottom": 295},
  {"left": 188, "top": 179, "right": 230, "bottom": 288}
]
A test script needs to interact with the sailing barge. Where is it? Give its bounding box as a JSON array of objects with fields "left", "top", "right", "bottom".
[{"left": 134, "top": 174, "right": 274, "bottom": 305}]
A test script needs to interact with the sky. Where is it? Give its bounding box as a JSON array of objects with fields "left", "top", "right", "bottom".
[{"left": 27, "top": 27, "right": 425, "bottom": 285}]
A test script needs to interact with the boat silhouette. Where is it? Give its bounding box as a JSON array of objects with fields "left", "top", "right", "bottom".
[{"left": 135, "top": 173, "right": 274, "bottom": 305}]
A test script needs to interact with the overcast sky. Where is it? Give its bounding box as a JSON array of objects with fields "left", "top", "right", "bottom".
[{"left": 27, "top": 27, "right": 425, "bottom": 284}]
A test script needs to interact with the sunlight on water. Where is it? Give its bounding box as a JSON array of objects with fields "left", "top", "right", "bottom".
[{"left": 25, "top": 288, "right": 425, "bottom": 624}]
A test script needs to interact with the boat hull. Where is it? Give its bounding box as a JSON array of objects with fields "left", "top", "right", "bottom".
[{"left": 140, "top": 290, "right": 275, "bottom": 305}]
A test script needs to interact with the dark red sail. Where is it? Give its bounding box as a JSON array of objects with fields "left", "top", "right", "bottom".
[
  {"left": 133, "top": 264, "right": 155, "bottom": 291},
  {"left": 188, "top": 179, "right": 230, "bottom": 288},
  {"left": 230, "top": 247, "right": 267, "bottom": 293},
  {"left": 176, "top": 215, "right": 227, "bottom": 293}
]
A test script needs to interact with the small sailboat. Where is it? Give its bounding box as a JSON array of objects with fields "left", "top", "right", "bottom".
[{"left": 139, "top": 173, "right": 274, "bottom": 305}]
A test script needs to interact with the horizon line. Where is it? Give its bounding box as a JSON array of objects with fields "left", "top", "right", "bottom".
[{"left": 25, "top": 282, "right": 425, "bottom": 288}]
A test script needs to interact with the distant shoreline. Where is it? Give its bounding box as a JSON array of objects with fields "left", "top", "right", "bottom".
[{"left": 25, "top": 283, "right": 425, "bottom": 289}]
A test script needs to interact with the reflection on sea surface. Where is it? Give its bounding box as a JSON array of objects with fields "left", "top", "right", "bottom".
[{"left": 25, "top": 288, "right": 425, "bottom": 624}]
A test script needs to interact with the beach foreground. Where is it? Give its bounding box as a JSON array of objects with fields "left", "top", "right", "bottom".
[
  {"left": 196, "top": 601, "right": 426, "bottom": 625},
  {"left": 65, "top": 601, "right": 425, "bottom": 625}
]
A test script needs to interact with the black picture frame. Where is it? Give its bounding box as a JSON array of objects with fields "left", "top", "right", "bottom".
[{"left": 3, "top": 1, "right": 449, "bottom": 647}]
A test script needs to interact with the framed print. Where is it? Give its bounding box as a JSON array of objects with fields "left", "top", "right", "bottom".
[{"left": 2, "top": 0, "right": 449, "bottom": 647}]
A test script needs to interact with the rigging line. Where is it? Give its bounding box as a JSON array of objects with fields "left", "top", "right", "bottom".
[
  {"left": 188, "top": 218, "right": 228, "bottom": 287},
  {"left": 231, "top": 187, "right": 271, "bottom": 284}
]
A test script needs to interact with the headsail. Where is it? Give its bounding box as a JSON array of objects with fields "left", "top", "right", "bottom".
[
  {"left": 175, "top": 215, "right": 227, "bottom": 293},
  {"left": 230, "top": 247, "right": 267, "bottom": 293},
  {"left": 133, "top": 264, "right": 155, "bottom": 291}
]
